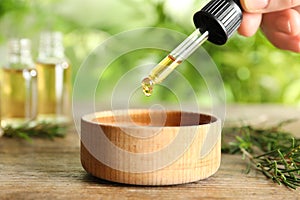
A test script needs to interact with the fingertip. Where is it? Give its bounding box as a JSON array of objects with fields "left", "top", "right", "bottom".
[
  {"left": 285, "top": 9, "right": 300, "bottom": 35},
  {"left": 262, "top": 9, "right": 300, "bottom": 36},
  {"left": 238, "top": 13, "right": 262, "bottom": 37},
  {"left": 239, "top": 0, "right": 269, "bottom": 13},
  {"left": 264, "top": 32, "right": 300, "bottom": 53}
]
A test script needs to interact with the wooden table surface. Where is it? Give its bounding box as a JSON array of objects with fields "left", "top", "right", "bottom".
[{"left": 1, "top": 104, "right": 300, "bottom": 200}]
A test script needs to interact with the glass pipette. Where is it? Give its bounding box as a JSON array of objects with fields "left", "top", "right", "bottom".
[
  {"left": 141, "top": 0, "right": 243, "bottom": 97},
  {"left": 141, "top": 29, "right": 209, "bottom": 97}
]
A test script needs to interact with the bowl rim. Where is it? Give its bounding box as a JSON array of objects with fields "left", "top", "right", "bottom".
[{"left": 81, "top": 109, "right": 220, "bottom": 128}]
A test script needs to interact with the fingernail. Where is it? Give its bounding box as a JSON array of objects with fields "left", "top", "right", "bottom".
[
  {"left": 276, "top": 17, "right": 292, "bottom": 34},
  {"left": 243, "top": 0, "right": 269, "bottom": 11}
]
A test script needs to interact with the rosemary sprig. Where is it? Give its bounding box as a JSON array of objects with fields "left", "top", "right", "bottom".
[
  {"left": 222, "top": 120, "right": 300, "bottom": 189},
  {"left": 2, "top": 121, "right": 68, "bottom": 140}
]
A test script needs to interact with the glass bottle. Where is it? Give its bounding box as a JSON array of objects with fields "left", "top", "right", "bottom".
[
  {"left": 0, "top": 38, "right": 37, "bottom": 128},
  {"left": 36, "top": 31, "right": 71, "bottom": 124}
]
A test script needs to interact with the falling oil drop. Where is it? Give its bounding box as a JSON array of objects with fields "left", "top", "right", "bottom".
[{"left": 141, "top": 77, "right": 154, "bottom": 97}]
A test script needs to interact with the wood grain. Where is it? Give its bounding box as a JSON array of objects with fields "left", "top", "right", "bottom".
[
  {"left": 81, "top": 110, "right": 221, "bottom": 185},
  {"left": 0, "top": 105, "right": 300, "bottom": 199}
]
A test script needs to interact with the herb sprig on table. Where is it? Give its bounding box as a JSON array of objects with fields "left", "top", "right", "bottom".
[
  {"left": 2, "top": 121, "right": 68, "bottom": 140},
  {"left": 222, "top": 119, "right": 300, "bottom": 189}
]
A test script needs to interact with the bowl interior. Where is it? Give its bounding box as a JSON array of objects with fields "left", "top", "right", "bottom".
[{"left": 91, "top": 110, "right": 217, "bottom": 127}]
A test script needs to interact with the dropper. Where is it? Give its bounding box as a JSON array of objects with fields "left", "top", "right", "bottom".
[{"left": 142, "top": 0, "right": 243, "bottom": 97}]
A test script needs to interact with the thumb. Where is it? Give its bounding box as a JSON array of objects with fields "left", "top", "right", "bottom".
[{"left": 240, "top": 0, "right": 300, "bottom": 13}]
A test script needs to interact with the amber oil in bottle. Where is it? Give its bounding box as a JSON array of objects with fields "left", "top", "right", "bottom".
[
  {"left": 36, "top": 32, "right": 71, "bottom": 124},
  {"left": 0, "top": 39, "right": 37, "bottom": 128}
]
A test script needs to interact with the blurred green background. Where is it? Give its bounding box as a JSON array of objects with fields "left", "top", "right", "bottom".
[{"left": 0, "top": 0, "right": 299, "bottom": 105}]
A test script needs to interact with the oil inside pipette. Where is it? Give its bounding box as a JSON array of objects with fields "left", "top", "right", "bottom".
[
  {"left": 142, "top": 55, "right": 183, "bottom": 96},
  {"left": 141, "top": 29, "right": 209, "bottom": 97}
]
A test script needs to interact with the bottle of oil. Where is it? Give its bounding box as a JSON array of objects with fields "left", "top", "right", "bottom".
[
  {"left": 36, "top": 32, "right": 71, "bottom": 124},
  {"left": 0, "top": 38, "right": 37, "bottom": 128}
]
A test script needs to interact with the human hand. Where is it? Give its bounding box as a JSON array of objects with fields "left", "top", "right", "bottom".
[{"left": 238, "top": 0, "right": 300, "bottom": 52}]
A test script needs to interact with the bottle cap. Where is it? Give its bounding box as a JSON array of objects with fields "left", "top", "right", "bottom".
[
  {"left": 38, "top": 31, "right": 64, "bottom": 61},
  {"left": 193, "top": 0, "right": 242, "bottom": 45}
]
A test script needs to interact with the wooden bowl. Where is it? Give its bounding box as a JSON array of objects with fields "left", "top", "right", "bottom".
[{"left": 81, "top": 109, "right": 221, "bottom": 185}]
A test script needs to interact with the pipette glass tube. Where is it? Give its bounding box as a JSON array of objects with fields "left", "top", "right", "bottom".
[{"left": 142, "top": 29, "right": 209, "bottom": 97}]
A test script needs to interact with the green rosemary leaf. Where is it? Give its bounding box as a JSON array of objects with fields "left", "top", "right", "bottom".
[
  {"left": 276, "top": 119, "right": 298, "bottom": 129},
  {"left": 17, "top": 131, "right": 31, "bottom": 141},
  {"left": 283, "top": 179, "right": 297, "bottom": 190},
  {"left": 282, "top": 168, "right": 300, "bottom": 173},
  {"left": 254, "top": 149, "right": 279, "bottom": 158},
  {"left": 222, "top": 119, "right": 300, "bottom": 190},
  {"left": 2, "top": 121, "right": 69, "bottom": 139}
]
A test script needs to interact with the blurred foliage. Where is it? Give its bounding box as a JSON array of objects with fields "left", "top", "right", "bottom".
[{"left": 0, "top": 0, "right": 299, "bottom": 105}]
